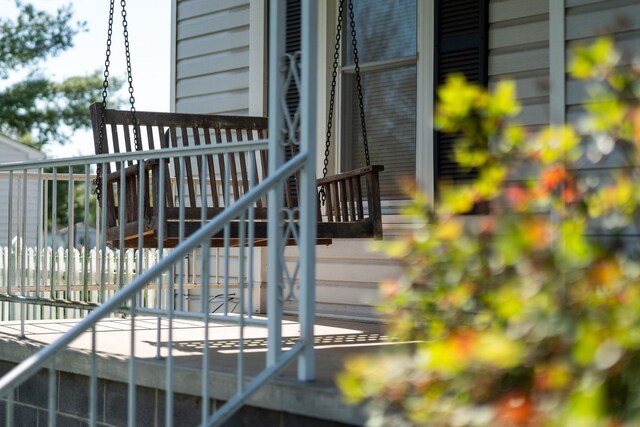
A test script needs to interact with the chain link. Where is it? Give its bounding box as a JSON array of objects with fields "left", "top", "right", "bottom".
[
  {"left": 94, "top": 0, "right": 115, "bottom": 203},
  {"left": 93, "top": 0, "right": 140, "bottom": 204},
  {"left": 320, "top": 0, "right": 345, "bottom": 205},
  {"left": 348, "top": 0, "right": 370, "bottom": 167},
  {"left": 121, "top": 0, "right": 140, "bottom": 152},
  {"left": 321, "top": 0, "right": 370, "bottom": 205}
]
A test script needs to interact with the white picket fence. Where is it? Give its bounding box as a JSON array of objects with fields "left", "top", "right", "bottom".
[{"left": 0, "top": 246, "right": 171, "bottom": 321}]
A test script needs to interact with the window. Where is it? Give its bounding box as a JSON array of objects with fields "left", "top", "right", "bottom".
[
  {"left": 281, "top": 1, "right": 489, "bottom": 204},
  {"left": 340, "top": 0, "right": 417, "bottom": 201}
]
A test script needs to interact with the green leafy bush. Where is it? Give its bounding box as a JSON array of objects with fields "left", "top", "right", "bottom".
[{"left": 338, "top": 38, "right": 640, "bottom": 426}]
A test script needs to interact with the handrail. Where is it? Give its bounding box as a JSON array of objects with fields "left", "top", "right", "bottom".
[
  {"left": 0, "top": 150, "right": 307, "bottom": 395},
  {"left": 0, "top": 140, "right": 269, "bottom": 171}
]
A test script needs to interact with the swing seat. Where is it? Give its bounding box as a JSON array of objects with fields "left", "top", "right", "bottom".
[{"left": 90, "top": 103, "right": 383, "bottom": 248}]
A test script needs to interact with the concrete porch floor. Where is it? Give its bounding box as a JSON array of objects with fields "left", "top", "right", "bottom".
[{"left": 0, "top": 316, "right": 402, "bottom": 425}]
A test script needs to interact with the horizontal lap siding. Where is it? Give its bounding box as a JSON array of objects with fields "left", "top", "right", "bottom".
[
  {"left": 0, "top": 144, "right": 44, "bottom": 247},
  {"left": 566, "top": 0, "right": 640, "bottom": 238},
  {"left": 175, "top": 0, "right": 250, "bottom": 115},
  {"left": 170, "top": 1, "right": 258, "bottom": 314},
  {"left": 488, "top": 0, "right": 550, "bottom": 127},
  {"left": 286, "top": 225, "right": 406, "bottom": 320},
  {"left": 0, "top": 179, "right": 40, "bottom": 248},
  {"left": 310, "top": 1, "right": 640, "bottom": 320},
  {"left": 566, "top": 0, "right": 640, "bottom": 107}
]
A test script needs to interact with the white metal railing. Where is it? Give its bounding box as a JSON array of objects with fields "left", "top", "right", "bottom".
[
  {"left": 0, "top": 148, "right": 312, "bottom": 424},
  {"left": 0, "top": 167, "right": 242, "bottom": 324},
  {"left": 0, "top": 244, "right": 171, "bottom": 320},
  {"left": 0, "top": 2, "right": 318, "bottom": 425}
]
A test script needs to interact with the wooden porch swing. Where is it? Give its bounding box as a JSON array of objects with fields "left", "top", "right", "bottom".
[{"left": 91, "top": 0, "right": 383, "bottom": 248}]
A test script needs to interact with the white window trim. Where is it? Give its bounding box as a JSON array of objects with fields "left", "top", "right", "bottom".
[
  {"left": 416, "top": 0, "right": 435, "bottom": 204},
  {"left": 249, "top": 0, "right": 268, "bottom": 117},
  {"left": 169, "top": 0, "right": 178, "bottom": 113},
  {"left": 549, "top": 0, "right": 566, "bottom": 126}
]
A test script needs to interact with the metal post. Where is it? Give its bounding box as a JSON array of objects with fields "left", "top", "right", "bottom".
[
  {"left": 298, "top": 0, "right": 318, "bottom": 382},
  {"left": 67, "top": 168, "right": 74, "bottom": 294},
  {"left": 99, "top": 162, "right": 108, "bottom": 303},
  {"left": 89, "top": 327, "right": 98, "bottom": 427},
  {"left": 48, "top": 360, "right": 56, "bottom": 427},
  {"left": 178, "top": 156, "right": 186, "bottom": 311},
  {"left": 7, "top": 171, "right": 13, "bottom": 305},
  {"left": 83, "top": 167, "right": 91, "bottom": 299},
  {"left": 35, "top": 169, "right": 43, "bottom": 298},
  {"left": 266, "top": 0, "right": 286, "bottom": 367},
  {"left": 118, "top": 163, "right": 126, "bottom": 289},
  {"left": 199, "top": 155, "right": 211, "bottom": 423},
  {"left": 51, "top": 170, "right": 58, "bottom": 292},
  {"left": 20, "top": 170, "right": 28, "bottom": 337},
  {"left": 155, "top": 158, "right": 166, "bottom": 359}
]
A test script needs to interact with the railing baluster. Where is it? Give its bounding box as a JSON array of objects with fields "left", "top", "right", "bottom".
[
  {"left": 118, "top": 162, "right": 126, "bottom": 289},
  {"left": 51, "top": 169, "right": 57, "bottom": 294},
  {"left": 20, "top": 169, "right": 28, "bottom": 337},
  {"left": 223, "top": 152, "right": 231, "bottom": 315},
  {"left": 83, "top": 166, "right": 91, "bottom": 299},
  {"left": 0, "top": 135, "right": 316, "bottom": 426},
  {"left": 178, "top": 155, "right": 186, "bottom": 311},
  {"left": 89, "top": 326, "right": 98, "bottom": 427},
  {"left": 7, "top": 171, "right": 13, "bottom": 305},
  {"left": 100, "top": 162, "right": 108, "bottom": 304},
  {"left": 165, "top": 274, "right": 174, "bottom": 427},
  {"left": 128, "top": 296, "right": 136, "bottom": 427},
  {"left": 48, "top": 360, "right": 56, "bottom": 427},
  {"left": 155, "top": 158, "right": 166, "bottom": 360},
  {"left": 67, "top": 167, "right": 74, "bottom": 295},
  {"left": 238, "top": 212, "right": 246, "bottom": 394},
  {"left": 248, "top": 151, "right": 256, "bottom": 317},
  {"left": 200, "top": 155, "right": 211, "bottom": 423},
  {"left": 6, "top": 388, "right": 14, "bottom": 427}
]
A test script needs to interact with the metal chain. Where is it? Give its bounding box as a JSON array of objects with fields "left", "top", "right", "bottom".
[
  {"left": 348, "top": 0, "right": 370, "bottom": 167},
  {"left": 94, "top": 0, "right": 115, "bottom": 203},
  {"left": 320, "top": 0, "right": 345, "bottom": 205},
  {"left": 320, "top": 0, "right": 370, "bottom": 205},
  {"left": 120, "top": 0, "right": 140, "bottom": 152}
]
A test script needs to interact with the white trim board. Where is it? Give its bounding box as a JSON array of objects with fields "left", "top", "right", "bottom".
[{"left": 549, "top": 0, "right": 566, "bottom": 125}]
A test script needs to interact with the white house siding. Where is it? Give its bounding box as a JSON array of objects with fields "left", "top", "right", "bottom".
[
  {"left": 172, "top": 0, "right": 264, "bottom": 314},
  {"left": 0, "top": 136, "right": 46, "bottom": 247},
  {"left": 565, "top": 0, "right": 640, "bottom": 243},
  {"left": 489, "top": 0, "right": 550, "bottom": 128},
  {"left": 304, "top": 0, "right": 553, "bottom": 321},
  {"left": 284, "top": 218, "right": 409, "bottom": 321},
  {"left": 566, "top": 0, "right": 640, "bottom": 132},
  {"left": 170, "top": 0, "right": 552, "bottom": 321},
  {"left": 171, "top": 0, "right": 401, "bottom": 320},
  {"left": 172, "top": 1, "right": 640, "bottom": 320},
  {"left": 174, "top": 0, "right": 251, "bottom": 115}
]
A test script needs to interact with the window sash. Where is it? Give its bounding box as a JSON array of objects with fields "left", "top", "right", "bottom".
[{"left": 339, "top": 1, "right": 418, "bottom": 201}]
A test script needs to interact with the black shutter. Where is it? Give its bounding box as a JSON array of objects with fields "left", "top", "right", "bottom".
[{"left": 434, "top": 0, "right": 489, "bottom": 183}]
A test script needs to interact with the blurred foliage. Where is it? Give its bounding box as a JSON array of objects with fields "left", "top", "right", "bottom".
[
  {"left": 338, "top": 38, "right": 640, "bottom": 426},
  {"left": 0, "top": 1, "right": 122, "bottom": 149},
  {"left": 46, "top": 164, "right": 96, "bottom": 229}
]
